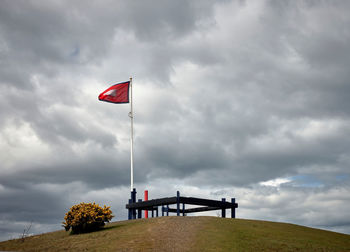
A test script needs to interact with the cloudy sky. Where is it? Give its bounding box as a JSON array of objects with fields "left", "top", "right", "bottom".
[{"left": 1, "top": 0, "right": 350, "bottom": 241}]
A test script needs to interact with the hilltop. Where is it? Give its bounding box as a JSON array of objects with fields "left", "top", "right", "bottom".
[{"left": 0, "top": 216, "right": 349, "bottom": 251}]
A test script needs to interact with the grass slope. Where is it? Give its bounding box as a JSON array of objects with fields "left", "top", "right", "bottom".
[{"left": 0, "top": 216, "right": 349, "bottom": 251}]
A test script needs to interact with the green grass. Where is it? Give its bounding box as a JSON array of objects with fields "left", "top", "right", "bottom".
[
  {"left": 195, "top": 218, "right": 350, "bottom": 251},
  {"left": 0, "top": 217, "right": 349, "bottom": 251},
  {"left": 0, "top": 219, "right": 154, "bottom": 251}
]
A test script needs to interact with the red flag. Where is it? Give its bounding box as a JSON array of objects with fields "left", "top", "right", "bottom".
[{"left": 98, "top": 81, "right": 130, "bottom": 104}]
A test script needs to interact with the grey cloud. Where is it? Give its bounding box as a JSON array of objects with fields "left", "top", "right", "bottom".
[
  {"left": 0, "top": 147, "right": 131, "bottom": 190},
  {"left": 120, "top": 0, "right": 196, "bottom": 40},
  {"left": 0, "top": 184, "right": 64, "bottom": 223}
]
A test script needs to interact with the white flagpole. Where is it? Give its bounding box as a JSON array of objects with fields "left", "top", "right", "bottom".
[{"left": 129, "top": 77, "right": 134, "bottom": 192}]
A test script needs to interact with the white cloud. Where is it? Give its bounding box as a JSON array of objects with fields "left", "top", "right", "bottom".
[{"left": 260, "top": 178, "right": 292, "bottom": 187}]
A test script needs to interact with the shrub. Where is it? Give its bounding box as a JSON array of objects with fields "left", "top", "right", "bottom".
[{"left": 63, "top": 202, "right": 113, "bottom": 234}]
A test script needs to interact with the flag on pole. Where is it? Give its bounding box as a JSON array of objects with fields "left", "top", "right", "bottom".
[
  {"left": 98, "top": 78, "right": 134, "bottom": 192},
  {"left": 98, "top": 81, "right": 130, "bottom": 104}
]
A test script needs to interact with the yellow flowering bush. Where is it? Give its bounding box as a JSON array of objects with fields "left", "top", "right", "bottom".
[{"left": 63, "top": 202, "right": 113, "bottom": 234}]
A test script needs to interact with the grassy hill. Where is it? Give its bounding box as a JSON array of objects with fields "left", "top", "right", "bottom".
[{"left": 0, "top": 216, "right": 349, "bottom": 251}]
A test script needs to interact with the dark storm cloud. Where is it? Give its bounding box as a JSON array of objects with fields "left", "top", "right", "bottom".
[
  {"left": 119, "top": 0, "right": 196, "bottom": 40},
  {"left": 0, "top": 135, "right": 133, "bottom": 192},
  {"left": 0, "top": 183, "right": 64, "bottom": 223},
  {"left": 0, "top": 0, "right": 219, "bottom": 88}
]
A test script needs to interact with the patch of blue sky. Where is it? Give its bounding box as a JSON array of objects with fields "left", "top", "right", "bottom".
[
  {"left": 288, "top": 174, "right": 324, "bottom": 188},
  {"left": 335, "top": 174, "right": 348, "bottom": 181},
  {"left": 69, "top": 46, "right": 80, "bottom": 58}
]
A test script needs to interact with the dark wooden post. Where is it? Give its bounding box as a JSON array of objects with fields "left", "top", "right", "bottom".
[
  {"left": 132, "top": 188, "right": 137, "bottom": 219},
  {"left": 221, "top": 198, "right": 226, "bottom": 218},
  {"left": 166, "top": 205, "right": 169, "bottom": 216},
  {"left": 162, "top": 205, "right": 164, "bottom": 216},
  {"left": 152, "top": 209, "right": 154, "bottom": 218},
  {"left": 176, "top": 191, "right": 180, "bottom": 216},
  {"left": 156, "top": 207, "right": 158, "bottom": 217},
  {"left": 128, "top": 199, "right": 132, "bottom": 220},
  {"left": 137, "top": 199, "right": 142, "bottom": 219},
  {"left": 182, "top": 203, "right": 185, "bottom": 216},
  {"left": 131, "top": 188, "right": 136, "bottom": 202},
  {"left": 231, "top": 198, "right": 236, "bottom": 218}
]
